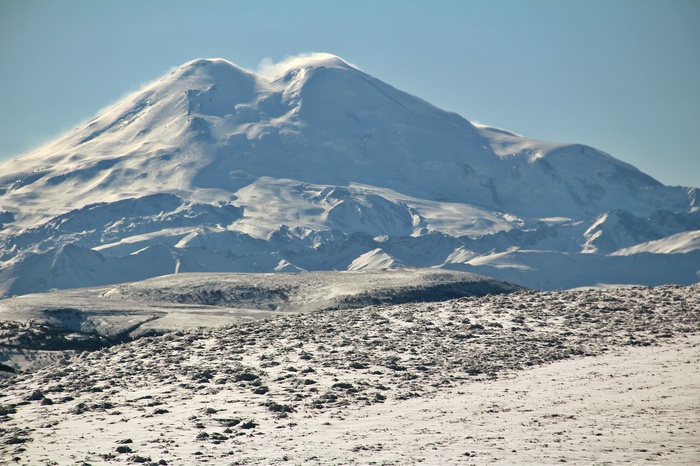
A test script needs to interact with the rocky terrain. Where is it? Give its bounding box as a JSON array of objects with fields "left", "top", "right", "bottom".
[
  {"left": 0, "top": 268, "right": 521, "bottom": 376},
  {"left": 1, "top": 283, "right": 698, "bottom": 465}
]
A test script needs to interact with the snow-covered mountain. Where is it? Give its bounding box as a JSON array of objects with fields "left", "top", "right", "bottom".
[{"left": 0, "top": 53, "right": 698, "bottom": 295}]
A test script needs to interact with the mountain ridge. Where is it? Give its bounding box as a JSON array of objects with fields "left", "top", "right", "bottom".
[{"left": 0, "top": 53, "right": 698, "bottom": 295}]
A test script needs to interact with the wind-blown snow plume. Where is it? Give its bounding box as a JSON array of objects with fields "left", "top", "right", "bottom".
[{"left": 256, "top": 52, "right": 359, "bottom": 78}]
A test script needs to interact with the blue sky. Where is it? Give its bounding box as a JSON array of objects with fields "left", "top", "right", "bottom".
[{"left": 1, "top": 0, "right": 698, "bottom": 187}]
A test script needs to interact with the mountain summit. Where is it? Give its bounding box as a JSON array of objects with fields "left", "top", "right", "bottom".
[{"left": 0, "top": 54, "right": 698, "bottom": 295}]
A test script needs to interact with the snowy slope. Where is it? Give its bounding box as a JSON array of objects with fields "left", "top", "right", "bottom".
[
  {"left": 2, "top": 283, "right": 699, "bottom": 464},
  {"left": 612, "top": 229, "right": 700, "bottom": 255},
  {"left": 445, "top": 248, "right": 700, "bottom": 290},
  {"left": 0, "top": 53, "right": 698, "bottom": 293}
]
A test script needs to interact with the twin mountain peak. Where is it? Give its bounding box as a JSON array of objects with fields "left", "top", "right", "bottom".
[{"left": 0, "top": 54, "right": 697, "bottom": 295}]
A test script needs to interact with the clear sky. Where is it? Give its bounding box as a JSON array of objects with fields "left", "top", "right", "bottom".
[{"left": 1, "top": 0, "right": 698, "bottom": 187}]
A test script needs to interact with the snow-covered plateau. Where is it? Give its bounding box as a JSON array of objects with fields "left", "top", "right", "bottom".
[
  {"left": 1, "top": 283, "right": 698, "bottom": 464},
  {"left": 0, "top": 53, "right": 698, "bottom": 294}
]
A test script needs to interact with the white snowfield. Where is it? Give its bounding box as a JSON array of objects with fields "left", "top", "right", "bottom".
[
  {"left": 0, "top": 53, "right": 698, "bottom": 294},
  {"left": 1, "top": 283, "right": 698, "bottom": 464}
]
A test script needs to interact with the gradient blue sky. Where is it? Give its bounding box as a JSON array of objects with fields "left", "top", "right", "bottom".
[{"left": 1, "top": 0, "right": 698, "bottom": 187}]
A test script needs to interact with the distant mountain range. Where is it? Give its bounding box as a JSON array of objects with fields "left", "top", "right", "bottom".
[{"left": 1, "top": 53, "right": 698, "bottom": 295}]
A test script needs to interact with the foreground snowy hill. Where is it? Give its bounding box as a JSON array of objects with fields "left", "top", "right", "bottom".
[
  {"left": 1, "top": 283, "right": 698, "bottom": 464},
  {"left": 0, "top": 53, "right": 698, "bottom": 293}
]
